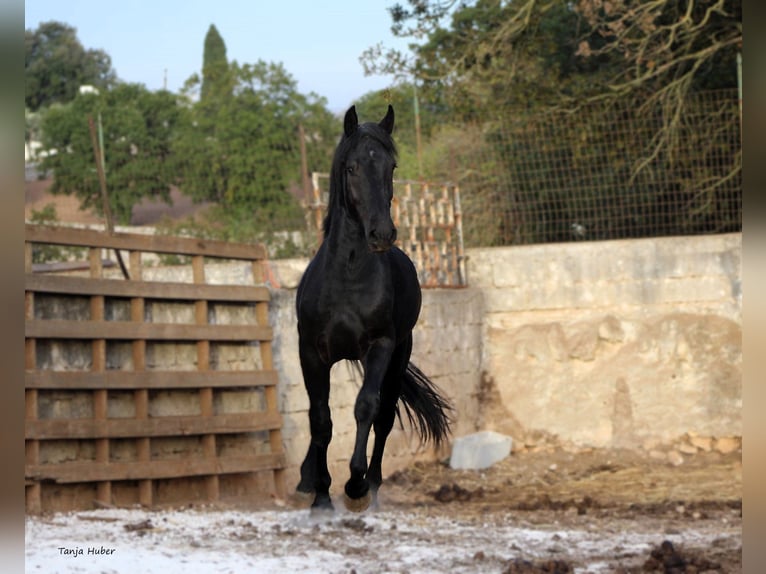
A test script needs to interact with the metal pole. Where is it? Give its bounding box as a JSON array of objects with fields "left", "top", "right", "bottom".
[
  {"left": 89, "top": 115, "right": 113, "bottom": 232},
  {"left": 736, "top": 51, "right": 742, "bottom": 146},
  {"left": 88, "top": 114, "right": 129, "bottom": 279},
  {"left": 298, "top": 123, "right": 311, "bottom": 205},
  {"left": 413, "top": 84, "right": 423, "bottom": 179}
]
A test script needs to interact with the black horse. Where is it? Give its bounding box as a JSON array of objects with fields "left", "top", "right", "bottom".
[{"left": 295, "top": 105, "right": 452, "bottom": 513}]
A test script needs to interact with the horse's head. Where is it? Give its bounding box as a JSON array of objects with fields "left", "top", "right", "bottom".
[{"left": 337, "top": 105, "right": 398, "bottom": 253}]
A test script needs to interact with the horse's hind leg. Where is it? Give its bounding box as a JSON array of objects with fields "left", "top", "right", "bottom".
[
  {"left": 366, "top": 334, "right": 410, "bottom": 508},
  {"left": 296, "top": 344, "right": 333, "bottom": 512}
]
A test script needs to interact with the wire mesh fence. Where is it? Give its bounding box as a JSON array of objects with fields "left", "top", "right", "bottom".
[
  {"left": 441, "top": 89, "right": 741, "bottom": 247},
  {"left": 29, "top": 89, "right": 741, "bottom": 257}
]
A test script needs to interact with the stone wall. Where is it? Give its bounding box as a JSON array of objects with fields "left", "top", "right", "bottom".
[
  {"left": 467, "top": 233, "right": 742, "bottom": 457},
  {"left": 266, "top": 260, "right": 485, "bottom": 490},
  {"left": 35, "top": 232, "right": 741, "bottom": 496}
]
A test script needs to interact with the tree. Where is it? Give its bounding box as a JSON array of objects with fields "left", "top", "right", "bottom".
[
  {"left": 363, "top": 0, "right": 599, "bottom": 119},
  {"left": 25, "top": 21, "right": 117, "bottom": 111},
  {"left": 40, "top": 84, "right": 183, "bottom": 224},
  {"left": 365, "top": 0, "right": 740, "bottom": 116},
  {"left": 173, "top": 59, "right": 338, "bottom": 235},
  {"left": 572, "top": 0, "right": 741, "bottom": 163},
  {"left": 574, "top": 0, "right": 741, "bottom": 99},
  {"left": 201, "top": 24, "right": 231, "bottom": 103},
  {"left": 362, "top": 1, "right": 741, "bottom": 246}
]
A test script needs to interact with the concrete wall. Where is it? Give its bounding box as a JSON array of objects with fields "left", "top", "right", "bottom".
[{"left": 467, "top": 233, "right": 742, "bottom": 455}]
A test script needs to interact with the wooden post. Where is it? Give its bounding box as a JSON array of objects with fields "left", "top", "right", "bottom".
[
  {"left": 90, "top": 247, "right": 111, "bottom": 507},
  {"left": 130, "top": 251, "right": 152, "bottom": 507},
  {"left": 193, "top": 255, "right": 219, "bottom": 502},
  {"left": 252, "top": 260, "right": 286, "bottom": 500},
  {"left": 24, "top": 241, "right": 42, "bottom": 513}
]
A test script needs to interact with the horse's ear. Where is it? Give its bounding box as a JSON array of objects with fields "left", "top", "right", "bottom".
[
  {"left": 344, "top": 105, "right": 358, "bottom": 137},
  {"left": 379, "top": 104, "right": 395, "bottom": 134}
]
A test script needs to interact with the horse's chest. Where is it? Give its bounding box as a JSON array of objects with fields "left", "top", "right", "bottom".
[
  {"left": 317, "top": 310, "right": 369, "bottom": 362},
  {"left": 315, "top": 290, "right": 390, "bottom": 363}
]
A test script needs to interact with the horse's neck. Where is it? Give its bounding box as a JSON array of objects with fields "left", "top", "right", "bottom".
[{"left": 323, "top": 215, "right": 372, "bottom": 277}]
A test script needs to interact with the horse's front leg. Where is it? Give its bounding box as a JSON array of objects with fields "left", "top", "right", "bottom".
[
  {"left": 296, "top": 342, "right": 333, "bottom": 512},
  {"left": 366, "top": 334, "right": 411, "bottom": 509},
  {"left": 344, "top": 337, "right": 394, "bottom": 511}
]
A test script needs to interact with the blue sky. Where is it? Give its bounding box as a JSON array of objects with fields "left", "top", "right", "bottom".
[{"left": 24, "top": 0, "right": 413, "bottom": 113}]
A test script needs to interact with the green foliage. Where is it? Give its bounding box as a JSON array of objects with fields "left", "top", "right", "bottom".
[
  {"left": 39, "top": 84, "right": 183, "bottom": 224},
  {"left": 155, "top": 205, "right": 311, "bottom": 261},
  {"left": 28, "top": 204, "right": 87, "bottom": 263},
  {"left": 28, "top": 22, "right": 340, "bottom": 253},
  {"left": 353, "top": 83, "right": 451, "bottom": 180},
  {"left": 25, "top": 21, "right": 117, "bottom": 111},
  {"left": 376, "top": 0, "right": 740, "bottom": 121}
]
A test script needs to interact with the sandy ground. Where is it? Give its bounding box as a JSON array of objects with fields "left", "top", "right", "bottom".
[{"left": 25, "top": 448, "right": 742, "bottom": 573}]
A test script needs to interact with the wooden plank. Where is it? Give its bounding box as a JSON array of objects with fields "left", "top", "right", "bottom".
[
  {"left": 25, "top": 320, "right": 273, "bottom": 342},
  {"left": 26, "top": 274, "right": 270, "bottom": 303},
  {"left": 25, "top": 224, "right": 267, "bottom": 261},
  {"left": 26, "top": 453, "right": 286, "bottom": 484},
  {"left": 26, "top": 411, "right": 282, "bottom": 440},
  {"left": 25, "top": 369, "right": 279, "bottom": 390}
]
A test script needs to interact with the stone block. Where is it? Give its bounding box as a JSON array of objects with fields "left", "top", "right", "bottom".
[
  {"left": 714, "top": 436, "right": 741, "bottom": 454},
  {"left": 449, "top": 430, "right": 513, "bottom": 470}
]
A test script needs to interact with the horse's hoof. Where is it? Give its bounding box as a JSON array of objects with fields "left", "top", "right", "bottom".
[
  {"left": 292, "top": 490, "right": 315, "bottom": 508},
  {"left": 343, "top": 491, "right": 372, "bottom": 513}
]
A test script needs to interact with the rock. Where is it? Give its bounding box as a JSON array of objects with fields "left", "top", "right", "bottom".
[
  {"left": 598, "top": 316, "right": 625, "bottom": 343},
  {"left": 450, "top": 431, "right": 513, "bottom": 470},
  {"left": 678, "top": 442, "right": 698, "bottom": 455},
  {"left": 688, "top": 434, "right": 713, "bottom": 452},
  {"left": 714, "top": 436, "right": 741, "bottom": 454},
  {"left": 666, "top": 450, "right": 684, "bottom": 466}
]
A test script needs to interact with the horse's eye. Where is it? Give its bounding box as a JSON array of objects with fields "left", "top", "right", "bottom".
[{"left": 346, "top": 165, "right": 355, "bottom": 175}]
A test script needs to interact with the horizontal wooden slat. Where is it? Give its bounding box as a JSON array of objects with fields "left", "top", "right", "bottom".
[
  {"left": 32, "top": 260, "right": 117, "bottom": 274},
  {"left": 26, "top": 320, "right": 272, "bottom": 342},
  {"left": 25, "top": 369, "right": 279, "bottom": 390},
  {"left": 26, "top": 412, "right": 282, "bottom": 440},
  {"left": 26, "top": 453, "right": 286, "bottom": 483},
  {"left": 25, "top": 224, "right": 267, "bottom": 261},
  {"left": 26, "top": 274, "right": 270, "bottom": 303}
]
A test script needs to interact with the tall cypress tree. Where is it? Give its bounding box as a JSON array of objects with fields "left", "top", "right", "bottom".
[{"left": 201, "top": 24, "right": 230, "bottom": 102}]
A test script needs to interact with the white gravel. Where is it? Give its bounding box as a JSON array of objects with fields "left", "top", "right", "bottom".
[{"left": 25, "top": 506, "right": 739, "bottom": 573}]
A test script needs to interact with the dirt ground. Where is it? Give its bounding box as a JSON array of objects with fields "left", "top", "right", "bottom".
[
  {"left": 373, "top": 447, "right": 743, "bottom": 572},
  {"left": 26, "top": 447, "right": 742, "bottom": 573}
]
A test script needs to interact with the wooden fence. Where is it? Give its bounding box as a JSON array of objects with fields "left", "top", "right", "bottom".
[
  {"left": 309, "top": 173, "right": 467, "bottom": 287},
  {"left": 25, "top": 224, "right": 285, "bottom": 513}
]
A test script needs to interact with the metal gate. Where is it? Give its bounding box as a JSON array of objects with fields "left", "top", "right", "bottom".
[{"left": 308, "top": 174, "right": 467, "bottom": 287}]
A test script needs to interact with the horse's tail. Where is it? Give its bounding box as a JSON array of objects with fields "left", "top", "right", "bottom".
[{"left": 397, "top": 362, "right": 453, "bottom": 447}]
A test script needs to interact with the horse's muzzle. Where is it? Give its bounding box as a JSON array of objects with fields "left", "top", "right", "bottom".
[{"left": 367, "top": 225, "right": 397, "bottom": 252}]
